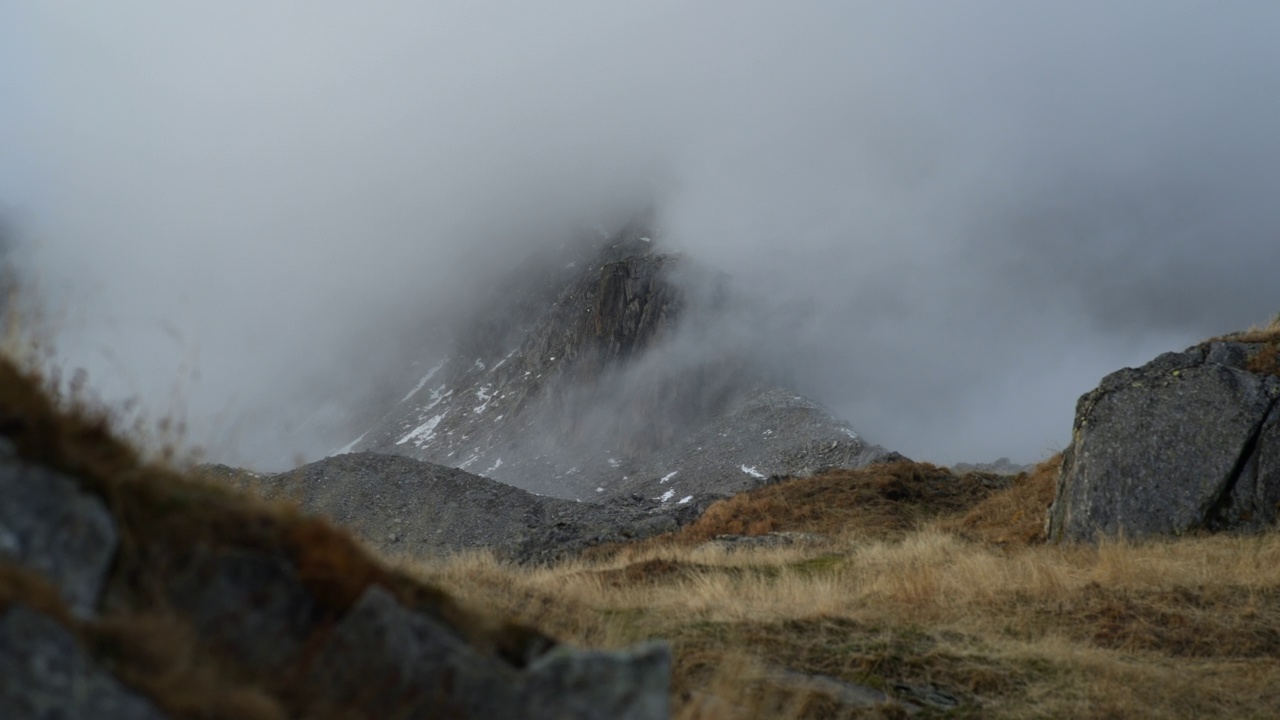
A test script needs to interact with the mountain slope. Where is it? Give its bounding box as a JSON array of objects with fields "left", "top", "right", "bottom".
[
  {"left": 252, "top": 452, "right": 713, "bottom": 563},
  {"left": 340, "top": 228, "right": 892, "bottom": 499}
]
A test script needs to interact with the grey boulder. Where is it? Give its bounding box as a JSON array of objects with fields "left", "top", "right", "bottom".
[
  {"left": 308, "top": 585, "right": 671, "bottom": 720},
  {"left": 0, "top": 457, "right": 117, "bottom": 619},
  {"left": 523, "top": 641, "right": 672, "bottom": 720},
  {"left": 0, "top": 603, "right": 167, "bottom": 720},
  {"left": 1047, "top": 343, "right": 1280, "bottom": 542}
]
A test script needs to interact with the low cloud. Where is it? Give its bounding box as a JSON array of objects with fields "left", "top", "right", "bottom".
[{"left": 2, "top": 2, "right": 1278, "bottom": 468}]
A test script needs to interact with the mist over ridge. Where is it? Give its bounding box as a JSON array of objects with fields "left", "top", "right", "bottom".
[{"left": 1, "top": 2, "right": 1278, "bottom": 470}]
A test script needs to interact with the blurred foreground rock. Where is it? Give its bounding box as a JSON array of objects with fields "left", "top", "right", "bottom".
[
  {"left": 0, "top": 407, "right": 672, "bottom": 720},
  {"left": 0, "top": 604, "right": 168, "bottom": 720},
  {"left": 0, "top": 458, "right": 117, "bottom": 619},
  {"left": 309, "top": 586, "right": 671, "bottom": 720}
]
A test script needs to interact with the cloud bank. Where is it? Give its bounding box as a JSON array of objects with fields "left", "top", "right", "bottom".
[{"left": 2, "top": 1, "right": 1278, "bottom": 468}]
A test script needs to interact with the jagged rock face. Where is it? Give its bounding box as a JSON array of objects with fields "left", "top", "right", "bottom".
[
  {"left": 1046, "top": 341, "right": 1280, "bottom": 542},
  {"left": 343, "top": 230, "right": 889, "bottom": 499}
]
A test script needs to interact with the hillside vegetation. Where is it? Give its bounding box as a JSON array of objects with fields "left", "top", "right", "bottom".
[{"left": 412, "top": 458, "right": 1280, "bottom": 719}]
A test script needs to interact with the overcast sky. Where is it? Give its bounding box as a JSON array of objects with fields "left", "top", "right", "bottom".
[{"left": 2, "top": 2, "right": 1278, "bottom": 469}]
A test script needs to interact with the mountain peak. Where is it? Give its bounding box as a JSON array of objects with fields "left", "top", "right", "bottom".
[{"left": 341, "top": 229, "right": 891, "bottom": 499}]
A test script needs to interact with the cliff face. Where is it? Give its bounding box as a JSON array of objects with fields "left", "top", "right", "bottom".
[{"left": 344, "top": 230, "right": 890, "bottom": 500}]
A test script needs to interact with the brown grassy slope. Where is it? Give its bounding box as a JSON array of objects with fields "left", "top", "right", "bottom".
[
  {"left": 1246, "top": 342, "right": 1280, "bottom": 377},
  {"left": 675, "top": 461, "right": 1010, "bottom": 542},
  {"left": 412, "top": 459, "right": 1280, "bottom": 719},
  {"left": 1211, "top": 313, "right": 1280, "bottom": 344},
  {"left": 939, "top": 454, "right": 1060, "bottom": 545},
  {"left": 1205, "top": 315, "right": 1280, "bottom": 377},
  {"left": 580, "top": 461, "right": 1017, "bottom": 570},
  {"left": 0, "top": 357, "right": 552, "bottom": 719}
]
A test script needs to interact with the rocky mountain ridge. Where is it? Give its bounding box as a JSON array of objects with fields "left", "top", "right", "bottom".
[{"left": 340, "top": 228, "right": 892, "bottom": 501}]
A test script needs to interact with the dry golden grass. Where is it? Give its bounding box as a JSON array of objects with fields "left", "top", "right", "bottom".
[
  {"left": 940, "top": 454, "right": 1060, "bottom": 545},
  {"left": 583, "top": 461, "right": 1014, "bottom": 568},
  {"left": 1246, "top": 342, "right": 1280, "bottom": 377},
  {"left": 1208, "top": 313, "right": 1280, "bottom": 346},
  {"left": 1222, "top": 314, "right": 1280, "bottom": 377},
  {"left": 408, "top": 467, "right": 1280, "bottom": 719},
  {"left": 676, "top": 461, "right": 1003, "bottom": 542}
]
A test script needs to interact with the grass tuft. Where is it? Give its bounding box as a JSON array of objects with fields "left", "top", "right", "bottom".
[
  {"left": 940, "top": 454, "right": 1060, "bottom": 546},
  {"left": 1246, "top": 342, "right": 1280, "bottom": 377}
]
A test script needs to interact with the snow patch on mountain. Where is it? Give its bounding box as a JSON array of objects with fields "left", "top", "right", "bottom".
[
  {"left": 332, "top": 431, "right": 368, "bottom": 456},
  {"left": 398, "top": 413, "right": 446, "bottom": 447},
  {"left": 401, "top": 359, "right": 447, "bottom": 403},
  {"left": 473, "top": 385, "right": 493, "bottom": 414},
  {"left": 424, "top": 386, "right": 451, "bottom": 411}
]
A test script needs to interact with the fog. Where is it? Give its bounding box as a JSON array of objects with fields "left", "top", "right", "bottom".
[{"left": 2, "top": 2, "right": 1278, "bottom": 469}]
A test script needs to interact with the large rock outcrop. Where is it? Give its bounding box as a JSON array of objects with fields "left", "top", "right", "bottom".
[
  {"left": 0, "top": 358, "right": 672, "bottom": 719},
  {"left": 1047, "top": 338, "right": 1280, "bottom": 542}
]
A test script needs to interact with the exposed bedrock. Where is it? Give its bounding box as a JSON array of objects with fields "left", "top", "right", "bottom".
[{"left": 1047, "top": 340, "right": 1280, "bottom": 542}]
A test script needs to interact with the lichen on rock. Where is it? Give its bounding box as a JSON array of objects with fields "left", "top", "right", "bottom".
[{"left": 1047, "top": 341, "right": 1280, "bottom": 542}]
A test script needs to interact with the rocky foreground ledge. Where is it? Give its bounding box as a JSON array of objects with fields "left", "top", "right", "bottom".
[{"left": 0, "top": 359, "right": 670, "bottom": 720}]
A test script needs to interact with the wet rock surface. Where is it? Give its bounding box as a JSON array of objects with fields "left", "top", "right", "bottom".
[{"left": 1047, "top": 341, "right": 1280, "bottom": 542}]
